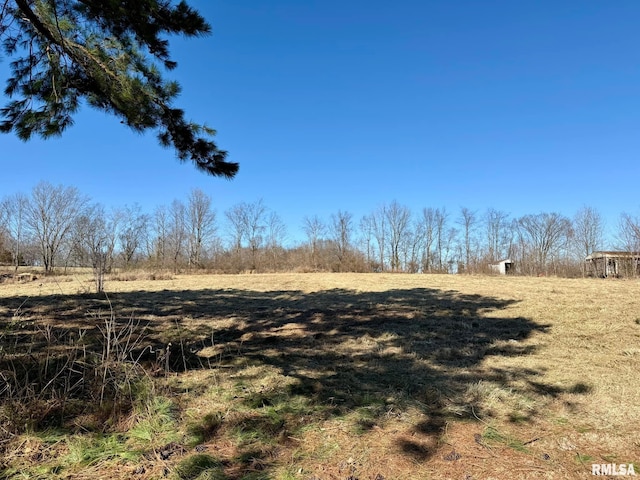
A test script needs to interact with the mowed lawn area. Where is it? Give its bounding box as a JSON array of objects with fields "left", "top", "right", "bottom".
[{"left": 0, "top": 272, "right": 638, "bottom": 479}]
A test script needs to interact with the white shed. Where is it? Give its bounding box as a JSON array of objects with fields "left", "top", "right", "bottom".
[{"left": 489, "top": 259, "right": 514, "bottom": 275}]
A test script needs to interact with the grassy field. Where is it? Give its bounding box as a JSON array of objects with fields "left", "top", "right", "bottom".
[{"left": 0, "top": 272, "right": 638, "bottom": 479}]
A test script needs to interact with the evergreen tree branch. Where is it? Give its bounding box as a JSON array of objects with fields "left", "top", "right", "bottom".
[{"left": 1, "top": 0, "right": 238, "bottom": 178}]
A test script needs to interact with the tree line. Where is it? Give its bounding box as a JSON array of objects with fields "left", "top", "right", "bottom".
[{"left": 1, "top": 182, "right": 640, "bottom": 288}]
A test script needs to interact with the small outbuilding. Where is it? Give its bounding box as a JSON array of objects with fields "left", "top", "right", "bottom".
[
  {"left": 585, "top": 251, "right": 640, "bottom": 278},
  {"left": 489, "top": 258, "right": 514, "bottom": 275}
]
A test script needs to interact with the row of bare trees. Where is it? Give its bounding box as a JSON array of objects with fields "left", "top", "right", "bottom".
[{"left": 2, "top": 183, "right": 639, "bottom": 286}]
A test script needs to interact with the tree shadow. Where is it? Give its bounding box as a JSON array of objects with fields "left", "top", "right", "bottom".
[{"left": 0, "top": 285, "right": 563, "bottom": 476}]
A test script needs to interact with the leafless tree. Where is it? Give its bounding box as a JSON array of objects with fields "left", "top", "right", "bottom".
[
  {"left": 457, "top": 207, "right": 478, "bottom": 273},
  {"left": 329, "top": 210, "right": 353, "bottom": 271},
  {"left": 150, "top": 205, "right": 169, "bottom": 269},
  {"left": 384, "top": 201, "right": 412, "bottom": 272},
  {"left": 25, "top": 182, "right": 87, "bottom": 273},
  {"left": 358, "top": 214, "right": 376, "bottom": 271},
  {"left": 441, "top": 225, "right": 459, "bottom": 273},
  {"left": 573, "top": 205, "right": 605, "bottom": 257},
  {"left": 243, "top": 200, "right": 268, "bottom": 272},
  {"left": 617, "top": 213, "right": 640, "bottom": 277},
  {"left": 168, "top": 200, "right": 187, "bottom": 273},
  {"left": 404, "top": 219, "right": 425, "bottom": 273},
  {"left": 266, "top": 211, "right": 287, "bottom": 271},
  {"left": 73, "top": 204, "right": 117, "bottom": 292},
  {"left": 420, "top": 207, "right": 437, "bottom": 272},
  {"left": 572, "top": 206, "right": 605, "bottom": 275},
  {"left": 118, "top": 204, "right": 148, "bottom": 269},
  {"left": 303, "top": 215, "right": 326, "bottom": 271},
  {"left": 370, "top": 207, "right": 387, "bottom": 271},
  {"left": 0, "top": 193, "right": 29, "bottom": 270},
  {"left": 225, "top": 200, "right": 268, "bottom": 271},
  {"left": 517, "top": 212, "right": 573, "bottom": 274},
  {"left": 187, "top": 188, "right": 216, "bottom": 269},
  {"left": 618, "top": 213, "right": 640, "bottom": 253},
  {"left": 434, "top": 208, "right": 451, "bottom": 272},
  {"left": 224, "top": 203, "right": 245, "bottom": 264},
  {"left": 0, "top": 201, "right": 9, "bottom": 264},
  {"left": 484, "top": 208, "right": 511, "bottom": 263}
]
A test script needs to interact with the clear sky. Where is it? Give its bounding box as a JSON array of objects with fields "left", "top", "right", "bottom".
[{"left": 2, "top": 1, "right": 640, "bottom": 244}]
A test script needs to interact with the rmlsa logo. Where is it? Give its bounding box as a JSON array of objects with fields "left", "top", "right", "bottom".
[{"left": 592, "top": 464, "right": 636, "bottom": 476}]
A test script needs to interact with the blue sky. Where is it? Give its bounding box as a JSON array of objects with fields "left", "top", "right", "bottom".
[{"left": 2, "top": 1, "right": 640, "bottom": 244}]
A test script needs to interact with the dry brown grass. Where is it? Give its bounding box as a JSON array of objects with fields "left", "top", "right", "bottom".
[{"left": 0, "top": 273, "right": 638, "bottom": 479}]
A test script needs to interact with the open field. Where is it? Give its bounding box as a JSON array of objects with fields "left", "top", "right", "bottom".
[{"left": 0, "top": 272, "right": 639, "bottom": 479}]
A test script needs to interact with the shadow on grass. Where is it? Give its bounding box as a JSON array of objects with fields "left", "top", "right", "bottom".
[{"left": 0, "top": 285, "right": 574, "bottom": 477}]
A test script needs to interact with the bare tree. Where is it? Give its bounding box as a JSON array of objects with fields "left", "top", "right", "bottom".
[
  {"left": 573, "top": 206, "right": 605, "bottom": 274},
  {"left": 385, "top": 201, "right": 411, "bottom": 272},
  {"left": 404, "top": 219, "right": 425, "bottom": 273},
  {"left": 618, "top": 213, "right": 640, "bottom": 253},
  {"left": 73, "top": 204, "right": 117, "bottom": 292},
  {"left": 118, "top": 204, "right": 148, "bottom": 269},
  {"left": 420, "top": 208, "right": 437, "bottom": 272},
  {"left": 617, "top": 213, "right": 640, "bottom": 277},
  {"left": 434, "top": 208, "right": 450, "bottom": 272},
  {"left": 150, "top": 205, "right": 169, "bottom": 269},
  {"left": 168, "top": 200, "right": 187, "bottom": 273},
  {"left": 370, "top": 207, "right": 387, "bottom": 271},
  {"left": 457, "top": 207, "right": 478, "bottom": 273},
  {"left": 358, "top": 214, "right": 376, "bottom": 271},
  {"left": 303, "top": 215, "right": 326, "bottom": 271},
  {"left": 0, "top": 200, "right": 10, "bottom": 264},
  {"left": 517, "top": 212, "right": 573, "bottom": 274},
  {"left": 484, "top": 208, "right": 511, "bottom": 263},
  {"left": 25, "top": 182, "right": 87, "bottom": 273},
  {"left": 225, "top": 200, "right": 268, "bottom": 272},
  {"left": 266, "top": 211, "right": 287, "bottom": 271},
  {"left": 224, "top": 203, "right": 245, "bottom": 265},
  {"left": 0, "top": 193, "right": 29, "bottom": 270},
  {"left": 329, "top": 210, "right": 353, "bottom": 271},
  {"left": 243, "top": 200, "right": 268, "bottom": 272},
  {"left": 187, "top": 189, "right": 216, "bottom": 269}
]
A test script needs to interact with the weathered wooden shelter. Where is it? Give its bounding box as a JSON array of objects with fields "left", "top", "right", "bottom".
[
  {"left": 585, "top": 251, "right": 640, "bottom": 278},
  {"left": 489, "top": 258, "right": 514, "bottom": 275}
]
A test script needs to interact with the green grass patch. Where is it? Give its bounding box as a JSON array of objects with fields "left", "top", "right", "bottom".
[
  {"left": 172, "top": 454, "right": 225, "bottom": 480},
  {"left": 482, "top": 426, "right": 529, "bottom": 453},
  {"left": 230, "top": 411, "right": 286, "bottom": 446},
  {"left": 128, "top": 395, "right": 179, "bottom": 448},
  {"left": 575, "top": 453, "right": 595, "bottom": 464},
  {"left": 63, "top": 433, "right": 140, "bottom": 468},
  {"left": 186, "top": 412, "right": 224, "bottom": 447}
]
